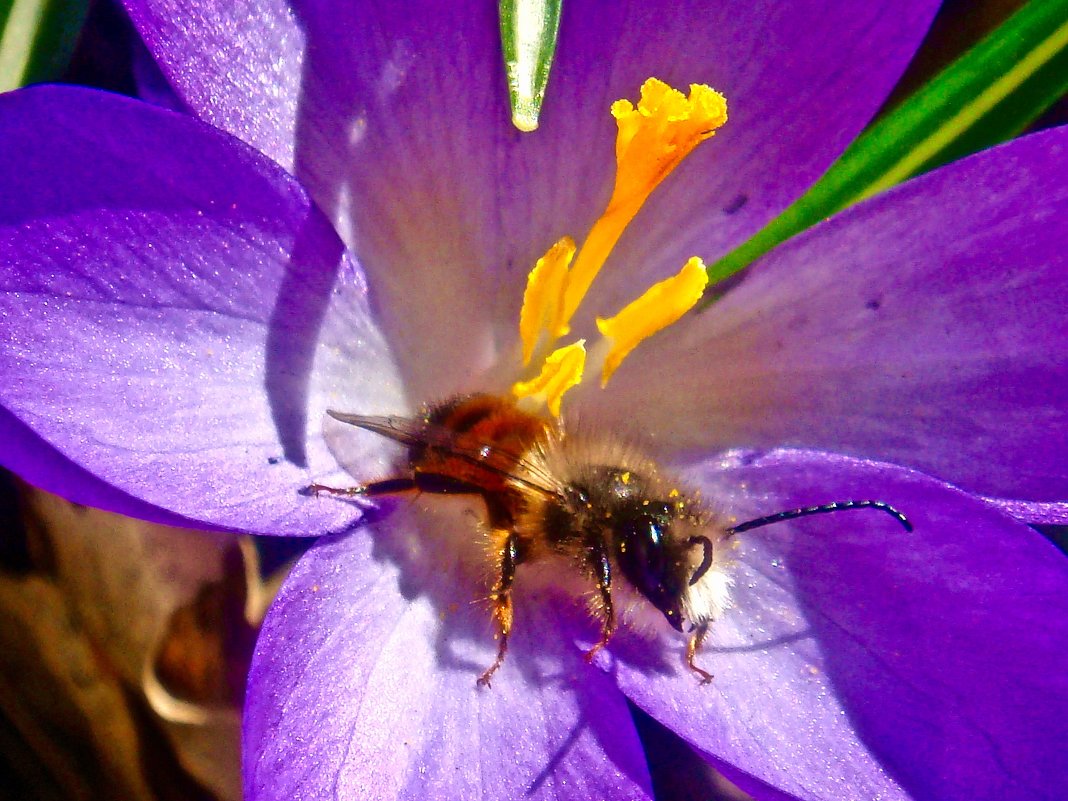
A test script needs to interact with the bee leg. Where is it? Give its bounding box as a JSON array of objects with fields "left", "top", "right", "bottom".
[
  {"left": 303, "top": 477, "right": 418, "bottom": 497},
  {"left": 686, "top": 623, "right": 714, "bottom": 684},
  {"left": 477, "top": 531, "right": 524, "bottom": 688},
  {"left": 583, "top": 541, "right": 616, "bottom": 664},
  {"left": 306, "top": 473, "right": 479, "bottom": 499}
]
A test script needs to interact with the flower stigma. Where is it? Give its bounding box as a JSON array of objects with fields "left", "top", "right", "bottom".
[{"left": 513, "top": 78, "right": 726, "bottom": 412}]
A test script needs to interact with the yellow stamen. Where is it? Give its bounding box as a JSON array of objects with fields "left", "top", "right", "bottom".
[
  {"left": 512, "top": 340, "right": 587, "bottom": 417},
  {"left": 595, "top": 257, "right": 708, "bottom": 385},
  {"left": 519, "top": 236, "right": 575, "bottom": 365},
  {"left": 553, "top": 79, "right": 726, "bottom": 337},
  {"left": 512, "top": 79, "right": 725, "bottom": 412}
]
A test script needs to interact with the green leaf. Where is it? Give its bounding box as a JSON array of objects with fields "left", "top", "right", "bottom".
[
  {"left": 706, "top": 0, "right": 1068, "bottom": 288},
  {"left": 499, "top": 0, "right": 562, "bottom": 132},
  {"left": 0, "top": 0, "right": 88, "bottom": 91}
]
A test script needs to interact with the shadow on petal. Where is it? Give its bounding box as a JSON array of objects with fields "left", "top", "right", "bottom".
[
  {"left": 264, "top": 213, "right": 345, "bottom": 467},
  {"left": 245, "top": 508, "right": 655, "bottom": 799}
]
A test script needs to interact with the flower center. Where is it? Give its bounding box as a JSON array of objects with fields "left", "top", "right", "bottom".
[{"left": 512, "top": 78, "right": 727, "bottom": 414}]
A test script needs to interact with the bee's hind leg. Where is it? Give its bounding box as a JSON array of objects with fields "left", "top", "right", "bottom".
[
  {"left": 582, "top": 540, "right": 616, "bottom": 664},
  {"left": 477, "top": 531, "right": 525, "bottom": 688}
]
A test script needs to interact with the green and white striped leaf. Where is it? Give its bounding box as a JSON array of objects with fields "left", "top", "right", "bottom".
[
  {"left": 499, "top": 0, "right": 562, "bottom": 132},
  {"left": 706, "top": 0, "right": 1068, "bottom": 288},
  {"left": 1, "top": 0, "right": 88, "bottom": 91}
]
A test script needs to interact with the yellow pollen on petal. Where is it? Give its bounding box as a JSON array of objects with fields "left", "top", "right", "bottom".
[
  {"left": 519, "top": 236, "right": 575, "bottom": 365},
  {"left": 595, "top": 257, "right": 708, "bottom": 386},
  {"left": 512, "top": 339, "right": 587, "bottom": 417},
  {"left": 552, "top": 79, "right": 727, "bottom": 337}
]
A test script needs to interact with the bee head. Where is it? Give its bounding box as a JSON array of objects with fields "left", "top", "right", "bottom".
[{"left": 613, "top": 501, "right": 700, "bottom": 631}]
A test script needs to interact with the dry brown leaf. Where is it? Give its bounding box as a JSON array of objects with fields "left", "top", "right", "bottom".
[{"left": 10, "top": 485, "right": 283, "bottom": 801}]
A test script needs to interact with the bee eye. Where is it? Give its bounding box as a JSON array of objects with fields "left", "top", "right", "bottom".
[
  {"left": 615, "top": 513, "right": 685, "bottom": 627},
  {"left": 619, "top": 514, "right": 666, "bottom": 572}
]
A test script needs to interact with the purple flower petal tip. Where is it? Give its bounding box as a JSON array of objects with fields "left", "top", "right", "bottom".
[
  {"left": 0, "top": 86, "right": 403, "bottom": 535},
  {"left": 615, "top": 450, "right": 1068, "bottom": 801}
]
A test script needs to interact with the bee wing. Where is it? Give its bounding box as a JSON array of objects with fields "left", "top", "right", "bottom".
[
  {"left": 327, "top": 411, "right": 442, "bottom": 450},
  {"left": 326, "top": 410, "right": 563, "bottom": 497}
]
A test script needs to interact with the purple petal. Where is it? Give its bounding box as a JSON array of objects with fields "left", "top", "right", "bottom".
[
  {"left": 0, "top": 86, "right": 404, "bottom": 535},
  {"left": 0, "top": 405, "right": 199, "bottom": 528},
  {"left": 244, "top": 505, "right": 653, "bottom": 800},
  {"left": 122, "top": 0, "right": 302, "bottom": 170},
  {"left": 607, "top": 449, "right": 1068, "bottom": 801},
  {"left": 121, "top": 0, "right": 938, "bottom": 394},
  {"left": 586, "top": 127, "right": 1068, "bottom": 520}
]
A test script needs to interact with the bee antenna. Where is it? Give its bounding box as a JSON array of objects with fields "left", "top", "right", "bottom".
[
  {"left": 726, "top": 500, "right": 913, "bottom": 537},
  {"left": 687, "top": 536, "right": 715, "bottom": 586}
]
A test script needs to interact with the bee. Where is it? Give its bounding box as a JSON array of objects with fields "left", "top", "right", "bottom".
[{"left": 310, "top": 393, "right": 911, "bottom": 687}]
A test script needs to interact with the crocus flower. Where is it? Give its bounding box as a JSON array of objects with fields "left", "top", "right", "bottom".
[{"left": 2, "top": 1, "right": 1068, "bottom": 800}]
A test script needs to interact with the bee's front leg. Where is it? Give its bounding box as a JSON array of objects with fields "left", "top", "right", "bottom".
[
  {"left": 477, "top": 530, "right": 525, "bottom": 688},
  {"left": 583, "top": 540, "right": 616, "bottom": 663},
  {"left": 304, "top": 477, "right": 419, "bottom": 497},
  {"left": 306, "top": 473, "right": 480, "bottom": 499},
  {"left": 686, "top": 623, "right": 714, "bottom": 684}
]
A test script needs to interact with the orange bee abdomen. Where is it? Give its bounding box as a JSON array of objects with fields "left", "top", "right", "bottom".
[{"left": 414, "top": 395, "right": 552, "bottom": 497}]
